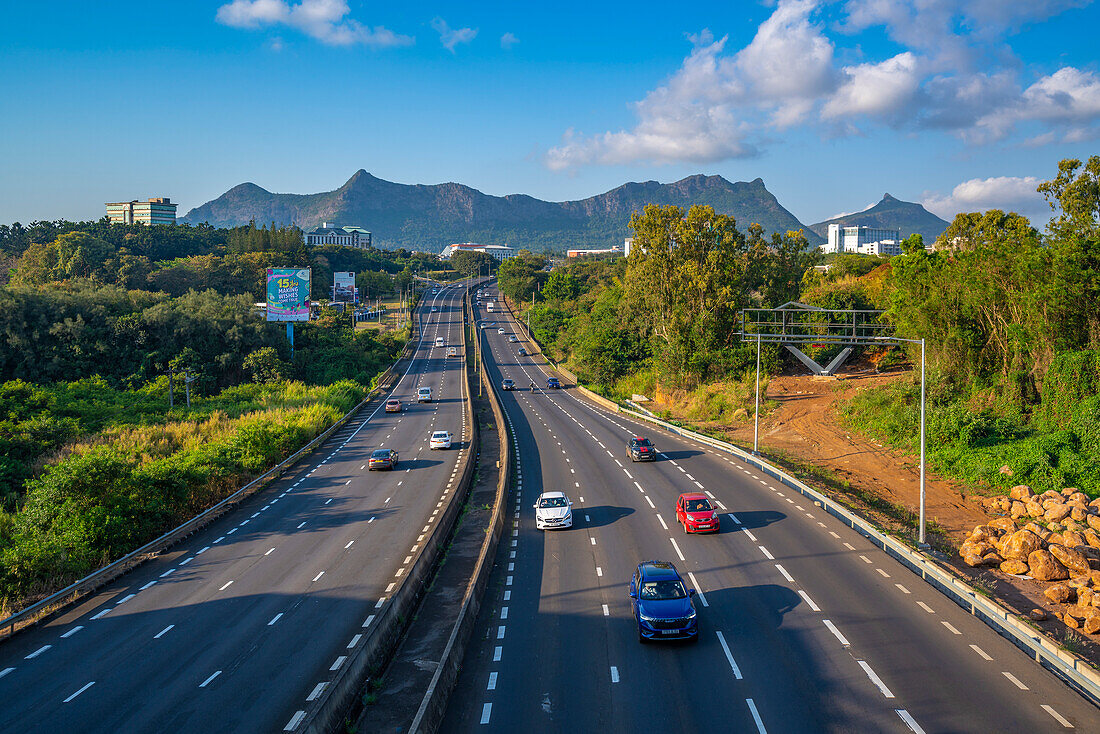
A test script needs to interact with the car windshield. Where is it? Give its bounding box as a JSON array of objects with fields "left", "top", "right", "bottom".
[
  {"left": 640, "top": 580, "right": 687, "bottom": 600},
  {"left": 685, "top": 499, "right": 711, "bottom": 512},
  {"left": 633, "top": 438, "right": 652, "bottom": 447},
  {"left": 371, "top": 450, "right": 390, "bottom": 458},
  {"left": 538, "top": 496, "right": 568, "bottom": 508},
  {"left": 433, "top": 432, "right": 449, "bottom": 439}
]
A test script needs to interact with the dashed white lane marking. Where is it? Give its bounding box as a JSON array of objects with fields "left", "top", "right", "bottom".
[
  {"left": 25, "top": 645, "right": 51, "bottom": 659},
  {"left": 896, "top": 709, "right": 926, "bottom": 734},
  {"left": 1042, "top": 704, "right": 1074, "bottom": 728},
  {"left": 602, "top": 604, "right": 610, "bottom": 616},
  {"left": 153, "top": 625, "right": 174, "bottom": 639},
  {"left": 829, "top": 531, "right": 840, "bottom": 539},
  {"left": 0, "top": 668, "right": 14, "bottom": 679},
  {"left": 480, "top": 703, "right": 492, "bottom": 725},
  {"left": 758, "top": 545, "right": 774, "bottom": 560},
  {"left": 859, "top": 555, "right": 873, "bottom": 564},
  {"left": 63, "top": 681, "right": 94, "bottom": 703},
  {"left": 313, "top": 572, "right": 325, "bottom": 582},
  {"left": 728, "top": 513, "right": 742, "bottom": 524},
  {"left": 916, "top": 601, "right": 935, "bottom": 614},
  {"left": 219, "top": 581, "right": 233, "bottom": 591},
  {"left": 497, "top": 626, "right": 506, "bottom": 639},
  {"left": 858, "top": 660, "right": 895, "bottom": 698},
  {"left": 487, "top": 672, "right": 497, "bottom": 690},
  {"left": 775, "top": 565, "right": 795, "bottom": 583},
  {"left": 895, "top": 584, "right": 911, "bottom": 594},
  {"left": 746, "top": 698, "right": 768, "bottom": 734},
  {"left": 307, "top": 682, "right": 327, "bottom": 701},
  {"left": 90, "top": 610, "right": 109, "bottom": 620},
  {"left": 715, "top": 631, "right": 743, "bottom": 679},
  {"left": 140, "top": 581, "right": 157, "bottom": 591},
  {"left": 669, "top": 537, "right": 686, "bottom": 561},
  {"left": 1002, "top": 671, "right": 1028, "bottom": 690},
  {"left": 797, "top": 590, "right": 821, "bottom": 612},
  {"left": 941, "top": 621, "right": 961, "bottom": 635},
  {"left": 493, "top": 646, "right": 502, "bottom": 662},
  {"left": 199, "top": 670, "right": 222, "bottom": 688},
  {"left": 823, "top": 619, "right": 850, "bottom": 647},
  {"left": 842, "top": 542, "right": 854, "bottom": 550},
  {"left": 268, "top": 613, "right": 283, "bottom": 626},
  {"left": 687, "top": 572, "right": 709, "bottom": 607},
  {"left": 644, "top": 496, "right": 655, "bottom": 508},
  {"left": 969, "top": 644, "right": 992, "bottom": 661},
  {"left": 284, "top": 711, "right": 306, "bottom": 730},
  {"left": 62, "top": 626, "right": 84, "bottom": 638},
  {"left": 363, "top": 614, "right": 376, "bottom": 628},
  {"left": 875, "top": 568, "right": 890, "bottom": 578},
  {"left": 610, "top": 666, "right": 620, "bottom": 683},
  {"left": 743, "top": 529, "right": 758, "bottom": 542},
  {"left": 656, "top": 514, "right": 668, "bottom": 530}
]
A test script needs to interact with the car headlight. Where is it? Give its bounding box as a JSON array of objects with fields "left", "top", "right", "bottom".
[
  {"left": 638, "top": 612, "right": 659, "bottom": 623},
  {"left": 686, "top": 609, "right": 697, "bottom": 620}
]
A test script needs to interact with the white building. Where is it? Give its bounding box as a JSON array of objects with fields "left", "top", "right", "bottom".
[
  {"left": 439, "top": 243, "right": 515, "bottom": 261},
  {"left": 566, "top": 246, "right": 623, "bottom": 258},
  {"left": 823, "top": 224, "right": 902, "bottom": 257},
  {"left": 305, "top": 223, "right": 372, "bottom": 248},
  {"left": 624, "top": 238, "right": 634, "bottom": 258}
]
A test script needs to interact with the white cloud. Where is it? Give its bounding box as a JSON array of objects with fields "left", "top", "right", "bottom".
[
  {"left": 922, "top": 176, "right": 1048, "bottom": 223},
  {"left": 432, "top": 17, "right": 477, "bottom": 53},
  {"left": 500, "top": 32, "right": 519, "bottom": 49},
  {"left": 979, "top": 67, "right": 1100, "bottom": 142},
  {"left": 822, "top": 52, "right": 921, "bottom": 122},
  {"left": 215, "top": 0, "right": 413, "bottom": 47}
]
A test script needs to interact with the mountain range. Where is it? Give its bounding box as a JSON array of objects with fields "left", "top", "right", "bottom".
[
  {"left": 181, "top": 171, "right": 948, "bottom": 252},
  {"left": 810, "top": 194, "right": 949, "bottom": 244}
]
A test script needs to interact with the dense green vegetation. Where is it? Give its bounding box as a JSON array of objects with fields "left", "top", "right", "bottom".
[
  {"left": 834, "top": 156, "right": 1100, "bottom": 498},
  {"left": 0, "top": 219, "right": 423, "bottom": 611}
]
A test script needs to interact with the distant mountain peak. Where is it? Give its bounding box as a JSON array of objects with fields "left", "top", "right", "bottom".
[
  {"left": 881, "top": 193, "right": 898, "bottom": 202},
  {"left": 809, "top": 193, "right": 949, "bottom": 242}
]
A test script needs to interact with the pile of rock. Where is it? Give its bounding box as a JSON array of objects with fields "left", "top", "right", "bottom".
[{"left": 963, "top": 485, "right": 1100, "bottom": 633}]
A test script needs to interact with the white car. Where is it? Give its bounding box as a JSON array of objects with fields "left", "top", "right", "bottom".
[
  {"left": 498, "top": 328, "right": 506, "bottom": 334},
  {"left": 417, "top": 387, "right": 432, "bottom": 403},
  {"left": 534, "top": 491, "right": 573, "bottom": 530},
  {"left": 430, "top": 430, "right": 453, "bottom": 449}
]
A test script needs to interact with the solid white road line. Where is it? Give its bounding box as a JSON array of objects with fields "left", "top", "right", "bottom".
[
  {"left": 858, "top": 660, "right": 895, "bottom": 698},
  {"left": 63, "top": 681, "right": 94, "bottom": 703},
  {"left": 823, "top": 619, "right": 850, "bottom": 647},
  {"left": 746, "top": 698, "right": 768, "bottom": 734},
  {"left": 1042, "top": 704, "right": 1074, "bottom": 728},
  {"left": 715, "top": 631, "right": 743, "bottom": 679},
  {"left": 896, "top": 709, "right": 926, "bottom": 734}
]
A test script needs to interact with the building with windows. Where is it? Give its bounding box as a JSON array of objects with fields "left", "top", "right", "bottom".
[
  {"left": 105, "top": 198, "right": 177, "bottom": 226},
  {"left": 823, "top": 224, "right": 902, "bottom": 256},
  {"left": 566, "top": 245, "right": 623, "bottom": 258},
  {"left": 439, "top": 243, "right": 515, "bottom": 261},
  {"left": 304, "top": 223, "right": 372, "bottom": 248}
]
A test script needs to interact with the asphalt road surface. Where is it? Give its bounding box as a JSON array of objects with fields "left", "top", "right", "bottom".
[
  {"left": 0, "top": 281, "right": 475, "bottom": 733},
  {"left": 442, "top": 296, "right": 1097, "bottom": 733}
]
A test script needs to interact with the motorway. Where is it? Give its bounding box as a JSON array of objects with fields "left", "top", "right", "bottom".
[
  {"left": 442, "top": 293, "right": 1097, "bottom": 733},
  {"left": 0, "top": 281, "right": 475, "bottom": 733}
]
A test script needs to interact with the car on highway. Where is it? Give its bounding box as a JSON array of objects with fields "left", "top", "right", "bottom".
[
  {"left": 431, "top": 306, "right": 438, "bottom": 312},
  {"left": 501, "top": 379, "right": 515, "bottom": 391},
  {"left": 417, "top": 387, "right": 432, "bottom": 403},
  {"left": 676, "top": 493, "right": 719, "bottom": 533},
  {"left": 546, "top": 377, "right": 561, "bottom": 389},
  {"left": 435, "top": 337, "right": 445, "bottom": 347},
  {"left": 518, "top": 347, "right": 528, "bottom": 356},
  {"left": 628, "top": 436, "right": 656, "bottom": 462},
  {"left": 480, "top": 321, "right": 495, "bottom": 329},
  {"left": 447, "top": 346, "right": 458, "bottom": 357},
  {"left": 508, "top": 335, "right": 518, "bottom": 343},
  {"left": 430, "top": 430, "right": 453, "bottom": 449},
  {"left": 628, "top": 561, "right": 698, "bottom": 642},
  {"left": 534, "top": 491, "right": 573, "bottom": 530},
  {"left": 385, "top": 398, "right": 402, "bottom": 413},
  {"left": 498, "top": 327, "right": 506, "bottom": 334},
  {"left": 368, "top": 448, "right": 399, "bottom": 470}
]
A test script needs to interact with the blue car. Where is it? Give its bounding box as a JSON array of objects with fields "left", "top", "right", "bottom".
[
  {"left": 546, "top": 377, "right": 561, "bottom": 389},
  {"left": 629, "top": 561, "right": 698, "bottom": 642}
]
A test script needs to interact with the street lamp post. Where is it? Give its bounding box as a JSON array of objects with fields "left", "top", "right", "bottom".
[{"left": 754, "top": 333, "right": 761, "bottom": 455}]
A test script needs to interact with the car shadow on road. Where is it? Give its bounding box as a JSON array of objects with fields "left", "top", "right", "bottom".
[
  {"left": 728, "top": 509, "right": 786, "bottom": 530},
  {"left": 659, "top": 449, "right": 705, "bottom": 461},
  {"left": 576, "top": 505, "right": 635, "bottom": 528},
  {"left": 395, "top": 458, "right": 445, "bottom": 471}
]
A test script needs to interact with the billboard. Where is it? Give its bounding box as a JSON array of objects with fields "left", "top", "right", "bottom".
[
  {"left": 266, "top": 268, "right": 311, "bottom": 322},
  {"left": 333, "top": 271, "right": 356, "bottom": 304}
]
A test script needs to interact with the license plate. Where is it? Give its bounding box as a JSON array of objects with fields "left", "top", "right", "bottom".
[{"left": 660, "top": 629, "right": 678, "bottom": 635}]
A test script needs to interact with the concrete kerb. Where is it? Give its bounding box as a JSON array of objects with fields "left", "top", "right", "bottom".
[
  {"left": 406, "top": 287, "right": 512, "bottom": 734},
  {"left": 299, "top": 281, "right": 480, "bottom": 734},
  {"left": 0, "top": 312, "right": 422, "bottom": 642},
  {"left": 617, "top": 406, "right": 1100, "bottom": 708}
]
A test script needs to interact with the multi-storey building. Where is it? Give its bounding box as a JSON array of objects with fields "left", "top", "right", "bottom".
[
  {"left": 823, "top": 224, "right": 902, "bottom": 256},
  {"left": 105, "top": 197, "right": 177, "bottom": 226},
  {"left": 304, "top": 223, "right": 372, "bottom": 248},
  {"left": 439, "top": 243, "right": 515, "bottom": 261}
]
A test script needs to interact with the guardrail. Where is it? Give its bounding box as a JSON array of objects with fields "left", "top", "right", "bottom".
[
  {"left": 0, "top": 303, "right": 423, "bottom": 641},
  {"left": 299, "top": 280, "right": 481, "bottom": 733},
  {"left": 407, "top": 286, "right": 513, "bottom": 734},
  {"left": 615, "top": 406, "right": 1100, "bottom": 707}
]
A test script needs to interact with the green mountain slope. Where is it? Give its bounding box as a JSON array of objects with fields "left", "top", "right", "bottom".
[
  {"left": 180, "top": 171, "right": 819, "bottom": 252},
  {"left": 809, "top": 194, "right": 949, "bottom": 243}
]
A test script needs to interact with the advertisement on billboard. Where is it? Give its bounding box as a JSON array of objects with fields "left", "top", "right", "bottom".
[
  {"left": 266, "top": 268, "right": 311, "bottom": 321},
  {"left": 333, "top": 271, "right": 356, "bottom": 304}
]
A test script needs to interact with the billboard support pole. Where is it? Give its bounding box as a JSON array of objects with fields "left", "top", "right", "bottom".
[{"left": 287, "top": 323, "right": 295, "bottom": 359}]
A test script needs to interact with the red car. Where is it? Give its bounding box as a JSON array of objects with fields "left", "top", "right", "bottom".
[
  {"left": 676, "top": 493, "right": 719, "bottom": 534},
  {"left": 385, "top": 399, "right": 402, "bottom": 413}
]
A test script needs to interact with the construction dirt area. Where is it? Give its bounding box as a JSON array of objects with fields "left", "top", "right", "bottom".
[{"left": 649, "top": 362, "right": 1100, "bottom": 663}]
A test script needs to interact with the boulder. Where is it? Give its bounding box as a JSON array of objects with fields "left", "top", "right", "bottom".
[
  {"left": 1051, "top": 544, "right": 1093, "bottom": 575},
  {"left": 1085, "top": 614, "right": 1100, "bottom": 634},
  {"left": 964, "top": 554, "right": 986, "bottom": 567},
  {"left": 1046, "top": 583, "right": 1076, "bottom": 604},
  {"left": 1065, "top": 520, "right": 1082, "bottom": 532},
  {"left": 1091, "top": 497, "right": 1100, "bottom": 509},
  {"left": 1000, "top": 559, "right": 1030, "bottom": 575},
  {"left": 1047, "top": 522, "right": 1065, "bottom": 533},
  {"left": 1087, "top": 514, "right": 1100, "bottom": 533},
  {"left": 1068, "top": 492, "right": 1090, "bottom": 505},
  {"left": 1030, "top": 608, "right": 1049, "bottom": 621},
  {"left": 1028, "top": 549, "right": 1070, "bottom": 582},
  {"left": 1086, "top": 529, "right": 1100, "bottom": 548},
  {"left": 1072, "top": 506, "right": 1089, "bottom": 523},
  {"left": 1064, "top": 612, "right": 1081, "bottom": 629},
  {"left": 1024, "top": 522, "right": 1051, "bottom": 540},
  {"left": 1045, "top": 504, "right": 1072, "bottom": 523},
  {"left": 1001, "top": 530, "right": 1044, "bottom": 561},
  {"left": 1027, "top": 501, "right": 1046, "bottom": 518},
  {"left": 1010, "top": 501, "right": 1029, "bottom": 519},
  {"left": 1047, "top": 532, "right": 1065, "bottom": 547},
  {"left": 1008, "top": 484, "right": 1032, "bottom": 500},
  {"left": 987, "top": 518, "right": 1017, "bottom": 534},
  {"left": 1063, "top": 530, "right": 1086, "bottom": 548},
  {"left": 982, "top": 551, "right": 1004, "bottom": 566},
  {"left": 1091, "top": 570, "right": 1100, "bottom": 586},
  {"left": 1042, "top": 490, "right": 1063, "bottom": 500},
  {"left": 1079, "top": 588, "right": 1095, "bottom": 608},
  {"left": 1061, "top": 487, "right": 1078, "bottom": 497},
  {"left": 961, "top": 540, "right": 995, "bottom": 558}
]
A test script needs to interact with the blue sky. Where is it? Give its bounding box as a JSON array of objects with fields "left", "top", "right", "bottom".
[{"left": 2, "top": 0, "right": 1098, "bottom": 229}]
